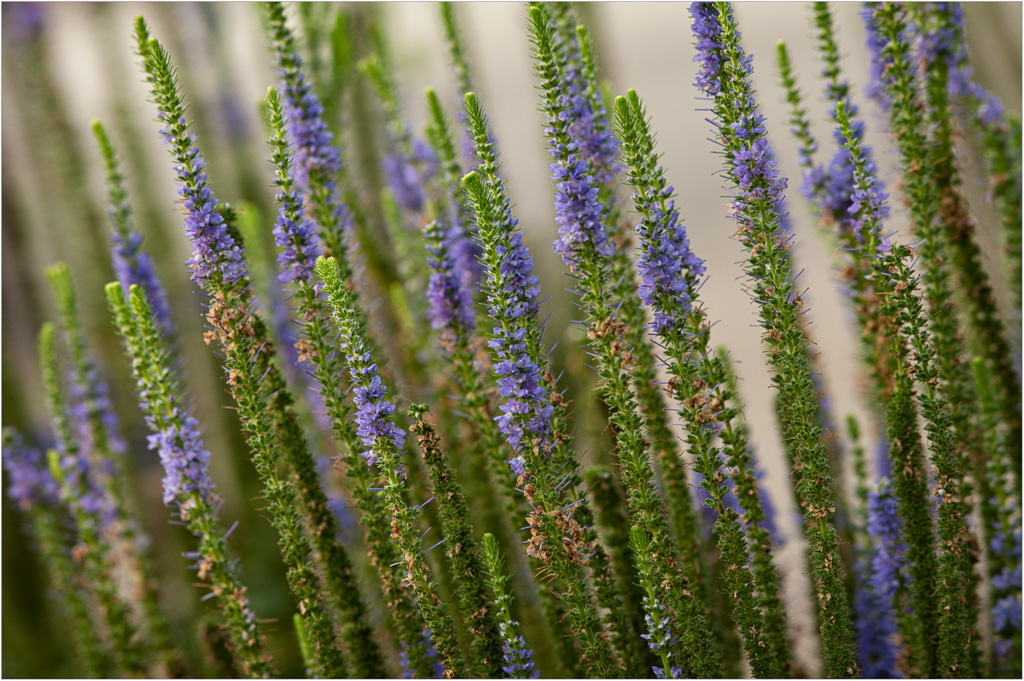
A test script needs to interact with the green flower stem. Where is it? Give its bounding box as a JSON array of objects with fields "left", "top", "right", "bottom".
[
  {"left": 973, "top": 357, "right": 1023, "bottom": 674},
  {"left": 39, "top": 324, "right": 140, "bottom": 677},
  {"left": 707, "top": 4, "right": 858, "bottom": 675},
  {"left": 481, "top": 534, "right": 539, "bottom": 680},
  {"left": 615, "top": 88, "right": 780, "bottom": 678},
  {"left": 46, "top": 264, "right": 176, "bottom": 674},
  {"left": 835, "top": 100, "right": 937, "bottom": 675},
  {"left": 263, "top": 88, "right": 420, "bottom": 679},
  {"left": 881, "top": 243, "right": 978, "bottom": 677},
  {"left": 872, "top": 1, "right": 981, "bottom": 507},
  {"left": 439, "top": 2, "right": 474, "bottom": 97},
  {"left": 462, "top": 91, "right": 618, "bottom": 678},
  {"left": 776, "top": 43, "right": 817, "bottom": 172},
  {"left": 918, "top": 2, "right": 1021, "bottom": 489},
  {"left": 136, "top": 25, "right": 347, "bottom": 676},
  {"left": 712, "top": 348, "right": 793, "bottom": 674},
  {"left": 530, "top": 10, "right": 683, "bottom": 674},
  {"left": 409, "top": 405, "right": 505, "bottom": 677},
  {"left": 1, "top": 431, "right": 109, "bottom": 679},
  {"left": 629, "top": 528, "right": 678, "bottom": 678},
  {"left": 978, "top": 113, "right": 1022, "bottom": 317},
  {"left": 106, "top": 283, "right": 277, "bottom": 679},
  {"left": 315, "top": 256, "right": 466, "bottom": 678},
  {"left": 583, "top": 466, "right": 652, "bottom": 676}
]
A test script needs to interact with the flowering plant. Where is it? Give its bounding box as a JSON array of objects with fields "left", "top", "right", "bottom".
[{"left": 2, "top": 2, "right": 1020, "bottom": 679}]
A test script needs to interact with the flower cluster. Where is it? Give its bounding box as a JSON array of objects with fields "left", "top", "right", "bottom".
[
  {"left": 145, "top": 409, "right": 213, "bottom": 506},
  {"left": 462, "top": 163, "right": 552, "bottom": 457},
  {"left": 499, "top": 622, "right": 538, "bottom": 679},
  {"left": 2, "top": 429, "right": 60, "bottom": 511},
  {"left": 423, "top": 219, "right": 475, "bottom": 336},
  {"left": 692, "top": 2, "right": 726, "bottom": 96},
  {"left": 157, "top": 112, "right": 247, "bottom": 287}
]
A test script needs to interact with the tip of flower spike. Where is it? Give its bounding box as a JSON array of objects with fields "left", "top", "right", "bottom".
[
  {"left": 104, "top": 280, "right": 123, "bottom": 299},
  {"left": 46, "top": 449, "right": 62, "bottom": 483}
]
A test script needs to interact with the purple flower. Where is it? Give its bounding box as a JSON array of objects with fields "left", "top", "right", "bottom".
[
  {"left": 272, "top": 186, "right": 320, "bottom": 284},
  {"left": 337, "top": 332, "right": 406, "bottom": 464},
  {"left": 279, "top": 64, "right": 341, "bottom": 191},
  {"left": 862, "top": 5, "right": 897, "bottom": 109},
  {"left": 635, "top": 188, "right": 706, "bottom": 334},
  {"left": 499, "top": 621, "right": 538, "bottom": 679},
  {"left": 853, "top": 478, "right": 905, "bottom": 677},
  {"left": 692, "top": 2, "right": 725, "bottom": 97},
  {"left": 145, "top": 409, "right": 214, "bottom": 506},
  {"left": 424, "top": 219, "right": 475, "bottom": 337},
  {"left": 384, "top": 139, "right": 438, "bottom": 215},
  {"left": 549, "top": 154, "right": 613, "bottom": 269},
  {"left": 271, "top": 42, "right": 354, "bottom": 246},
  {"left": 2, "top": 429, "right": 60, "bottom": 510},
  {"left": 554, "top": 28, "right": 620, "bottom": 190},
  {"left": 155, "top": 111, "right": 247, "bottom": 287},
  {"left": 485, "top": 222, "right": 553, "bottom": 461},
  {"left": 111, "top": 228, "right": 175, "bottom": 335}
]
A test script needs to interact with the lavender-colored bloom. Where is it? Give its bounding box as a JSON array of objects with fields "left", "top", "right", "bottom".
[
  {"left": 692, "top": 2, "right": 725, "bottom": 97},
  {"left": 921, "top": 3, "right": 1005, "bottom": 125},
  {"left": 853, "top": 478, "right": 904, "bottom": 677},
  {"left": 424, "top": 219, "right": 475, "bottom": 336},
  {"left": 641, "top": 597, "right": 683, "bottom": 678},
  {"left": 476, "top": 188, "right": 554, "bottom": 459},
  {"left": 279, "top": 63, "right": 341, "bottom": 191},
  {"left": 554, "top": 28, "right": 619, "bottom": 190},
  {"left": 498, "top": 621, "right": 538, "bottom": 679},
  {"left": 384, "top": 139, "right": 438, "bottom": 215},
  {"left": 852, "top": 555, "right": 899, "bottom": 679},
  {"left": 271, "top": 41, "right": 353, "bottom": 246},
  {"left": 399, "top": 629, "right": 445, "bottom": 679},
  {"left": 862, "top": 5, "right": 896, "bottom": 109},
  {"left": 333, "top": 298, "right": 406, "bottom": 463},
  {"left": 989, "top": 496, "right": 1021, "bottom": 658},
  {"left": 157, "top": 113, "right": 247, "bottom": 287},
  {"left": 67, "top": 363, "right": 128, "bottom": 473},
  {"left": 111, "top": 229, "right": 175, "bottom": 334},
  {"left": 272, "top": 186, "right": 319, "bottom": 284},
  {"left": 145, "top": 408, "right": 213, "bottom": 506},
  {"left": 634, "top": 184, "right": 706, "bottom": 334},
  {"left": 550, "top": 155, "right": 613, "bottom": 268},
  {"left": 2, "top": 430, "right": 60, "bottom": 510}
]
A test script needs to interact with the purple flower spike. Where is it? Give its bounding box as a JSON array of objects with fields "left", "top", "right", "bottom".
[
  {"left": 853, "top": 478, "right": 905, "bottom": 678},
  {"left": 145, "top": 409, "right": 214, "bottom": 506},
  {"left": 692, "top": 2, "right": 726, "bottom": 97},
  {"left": 424, "top": 219, "right": 475, "bottom": 336},
  {"left": 499, "top": 622, "right": 538, "bottom": 679},
  {"left": 2, "top": 429, "right": 60, "bottom": 511},
  {"left": 111, "top": 230, "right": 174, "bottom": 334},
  {"left": 550, "top": 154, "right": 613, "bottom": 268},
  {"left": 272, "top": 186, "right": 320, "bottom": 284},
  {"left": 280, "top": 65, "right": 341, "bottom": 192},
  {"left": 635, "top": 188, "right": 706, "bottom": 334}
]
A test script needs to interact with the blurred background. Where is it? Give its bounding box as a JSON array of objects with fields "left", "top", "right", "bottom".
[{"left": 2, "top": 2, "right": 1020, "bottom": 677}]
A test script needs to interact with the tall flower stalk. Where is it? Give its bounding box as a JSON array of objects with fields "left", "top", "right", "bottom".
[
  {"left": 615, "top": 87, "right": 786, "bottom": 678},
  {"left": 461, "top": 90, "right": 619, "bottom": 678},
  {"left": 106, "top": 283, "right": 275, "bottom": 679},
  {"left": 262, "top": 85, "right": 420, "bottom": 679},
  {"left": 315, "top": 255, "right": 468, "bottom": 678},
  {"left": 38, "top": 322, "right": 143, "bottom": 676},
  {"left": 530, "top": 8, "right": 689, "bottom": 675},
  {"left": 408, "top": 404, "right": 506, "bottom": 678},
  {"left": 690, "top": 3, "right": 858, "bottom": 675},
  {"left": 136, "top": 21, "right": 347, "bottom": 676},
  {"left": 2, "top": 428, "right": 108, "bottom": 677},
  {"left": 46, "top": 263, "right": 177, "bottom": 674}
]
